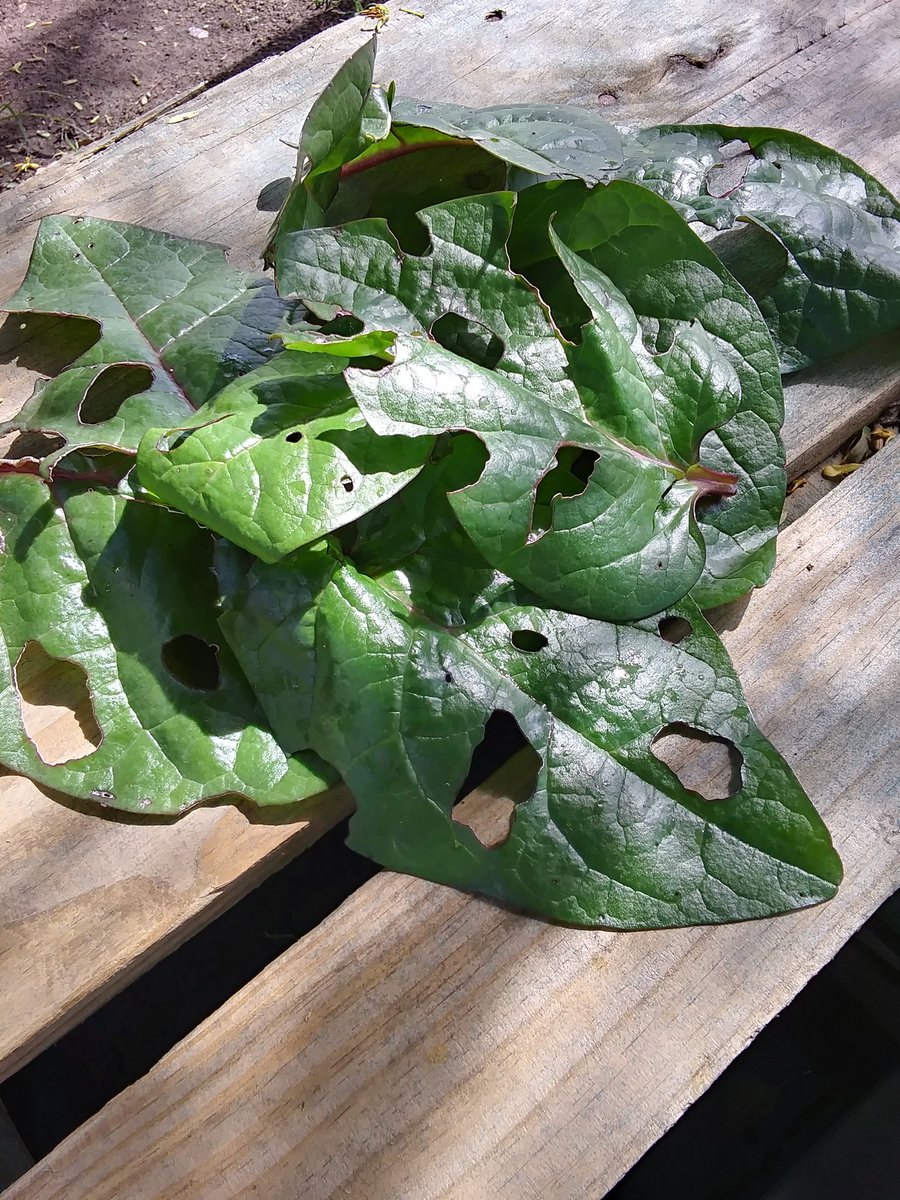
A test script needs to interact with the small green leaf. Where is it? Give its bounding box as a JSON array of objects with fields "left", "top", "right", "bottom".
[
  {"left": 219, "top": 550, "right": 841, "bottom": 929},
  {"left": 280, "top": 327, "right": 397, "bottom": 359},
  {"left": 136, "top": 351, "right": 432, "bottom": 562},
  {"left": 0, "top": 473, "right": 334, "bottom": 813}
]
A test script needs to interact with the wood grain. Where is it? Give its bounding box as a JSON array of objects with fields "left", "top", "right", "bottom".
[
  {"left": 1, "top": 0, "right": 899, "bottom": 1087},
  {"left": 8, "top": 436, "right": 898, "bottom": 1200}
]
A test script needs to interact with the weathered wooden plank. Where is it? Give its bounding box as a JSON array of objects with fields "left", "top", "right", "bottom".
[
  {"left": 8, "top": 434, "right": 898, "bottom": 1200},
  {"left": 1, "top": 0, "right": 898, "bottom": 1085}
]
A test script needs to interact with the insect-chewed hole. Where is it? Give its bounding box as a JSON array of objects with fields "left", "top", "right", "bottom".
[
  {"left": 78, "top": 364, "right": 154, "bottom": 425},
  {"left": 6, "top": 431, "right": 65, "bottom": 460},
  {"left": 651, "top": 722, "right": 743, "bottom": 801},
  {"left": 511, "top": 629, "right": 548, "bottom": 652},
  {"left": 161, "top": 635, "right": 221, "bottom": 692},
  {"left": 431, "top": 312, "right": 505, "bottom": 370},
  {"left": 530, "top": 445, "right": 600, "bottom": 539},
  {"left": 0, "top": 312, "right": 100, "bottom": 377},
  {"left": 285, "top": 430, "right": 304, "bottom": 443},
  {"left": 14, "top": 640, "right": 102, "bottom": 764},
  {"left": 452, "top": 710, "right": 541, "bottom": 848},
  {"left": 657, "top": 615, "right": 693, "bottom": 644},
  {"left": 340, "top": 475, "right": 354, "bottom": 493}
]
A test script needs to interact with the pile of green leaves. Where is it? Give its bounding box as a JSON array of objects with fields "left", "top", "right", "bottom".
[{"left": 4, "top": 37, "right": 897, "bottom": 927}]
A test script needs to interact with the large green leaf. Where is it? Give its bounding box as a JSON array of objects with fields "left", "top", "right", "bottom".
[
  {"left": 135, "top": 351, "right": 431, "bottom": 561},
  {"left": 619, "top": 125, "right": 900, "bottom": 371},
  {"left": 275, "top": 190, "right": 579, "bottom": 411},
  {"left": 0, "top": 472, "right": 334, "bottom": 813},
  {"left": 387, "top": 98, "right": 900, "bottom": 371},
  {"left": 306, "top": 182, "right": 783, "bottom": 616},
  {"left": 511, "top": 180, "right": 786, "bottom": 608},
  {"left": 2, "top": 216, "right": 292, "bottom": 458},
  {"left": 348, "top": 334, "right": 729, "bottom": 621},
  {"left": 218, "top": 547, "right": 841, "bottom": 929}
]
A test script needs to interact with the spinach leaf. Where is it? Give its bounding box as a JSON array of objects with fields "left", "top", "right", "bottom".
[
  {"left": 0, "top": 473, "right": 334, "bottom": 813},
  {"left": 218, "top": 546, "right": 841, "bottom": 929}
]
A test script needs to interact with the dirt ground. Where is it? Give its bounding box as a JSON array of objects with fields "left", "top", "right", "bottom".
[{"left": 0, "top": 0, "right": 355, "bottom": 189}]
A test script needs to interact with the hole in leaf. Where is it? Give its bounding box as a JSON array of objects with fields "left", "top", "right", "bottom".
[
  {"left": 0, "top": 313, "right": 100, "bottom": 377},
  {"left": 530, "top": 445, "right": 600, "bottom": 538},
  {"left": 161, "top": 635, "right": 221, "bottom": 692},
  {"left": 651, "top": 722, "right": 743, "bottom": 801},
  {"left": 511, "top": 629, "right": 548, "bottom": 652},
  {"left": 78, "top": 364, "right": 154, "bottom": 425},
  {"left": 340, "top": 475, "right": 354, "bottom": 492},
  {"left": 6, "top": 431, "right": 65, "bottom": 460},
  {"left": 452, "top": 711, "right": 541, "bottom": 848},
  {"left": 319, "top": 313, "right": 364, "bottom": 337},
  {"left": 657, "top": 616, "right": 693, "bottom": 644},
  {"left": 15, "top": 640, "right": 102, "bottom": 765},
  {"left": 285, "top": 430, "right": 304, "bottom": 443},
  {"left": 431, "top": 312, "right": 504, "bottom": 370}
]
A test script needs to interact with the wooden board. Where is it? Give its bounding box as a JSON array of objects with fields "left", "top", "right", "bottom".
[
  {"left": 1, "top": 0, "right": 899, "bottom": 1085},
  {"left": 8, "top": 433, "right": 898, "bottom": 1200}
]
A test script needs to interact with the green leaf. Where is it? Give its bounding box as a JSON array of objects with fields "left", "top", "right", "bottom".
[
  {"left": 349, "top": 334, "right": 722, "bottom": 621},
  {"left": 621, "top": 125, "right": 900, "bottom": 371},
  {"left": 2, "top": 215, "right": 291, "bottom": 458},
  {"left": 265, "top": 38, "right": 391, "bottom": 259},
  {"left": 136, "top": 351, "right": 432, "bottom": 562},
  {"left": 511, "top": 180, "right": 786, "bottom": 608},
  {"left": 218, "top": 549, "right": 841, "bottom": 929},
  {"left": 280, "top": 327, "right": 397, "bottom": 359},
  {"left": 344, "top": 433, "right": 530, "bottom": 628},
  {"left": 321, "top": 182, "right": 782, "bottom": 616},
  {"left": 388, "top": 97, "right": 900, "bottom": 370},
  {"left": 391, "top": 96, "right": 623, "bottom": 179},
  {"left": 275, "top": 190, "right": 579, "bottom": 412},
  {"left": 0, "top": 472, "right": 334, "bottom": 813}
]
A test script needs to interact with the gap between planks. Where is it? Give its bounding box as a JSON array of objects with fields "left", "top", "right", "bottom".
[
  {"left": 7, "top": 436, "right": 899, "bottom": 1200},
  {"left": 1, "top": 0, "right": 899, "bottom": 1085}
]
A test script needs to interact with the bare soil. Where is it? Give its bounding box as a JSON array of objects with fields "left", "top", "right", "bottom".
[{"left": 0, "top": 0, "right": 355, "bottom": 188}]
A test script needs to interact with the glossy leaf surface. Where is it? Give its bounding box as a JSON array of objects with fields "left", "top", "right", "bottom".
[
  {"left": 0, "top": 473, "right": 334, "bottom": 813},
  {"left": 288, "top": 182, "right": 783, "bottom": 615},
  {"left": 2, "top": 215, "right": 291, "bottom": 458},
  {"left": 218, "top": 549, "right": 841, "bottom": 929},
  {"left": 511, "top": 181, "right": 786, "bottom": 608},
  {"left": 136, "top": 351, "right": 431, "bottom": 561},
  {"left": 265, "top": 38, "right": 391, "bottom": 257},
  {"left": 348, "top": 334, "right": 718, "bottom": 621},
  {"left": 276, "top": 190, "right": 578, "bottom": 410},
  {"left": 388, "top": 98, "right": 900, "bottom": 371}
]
